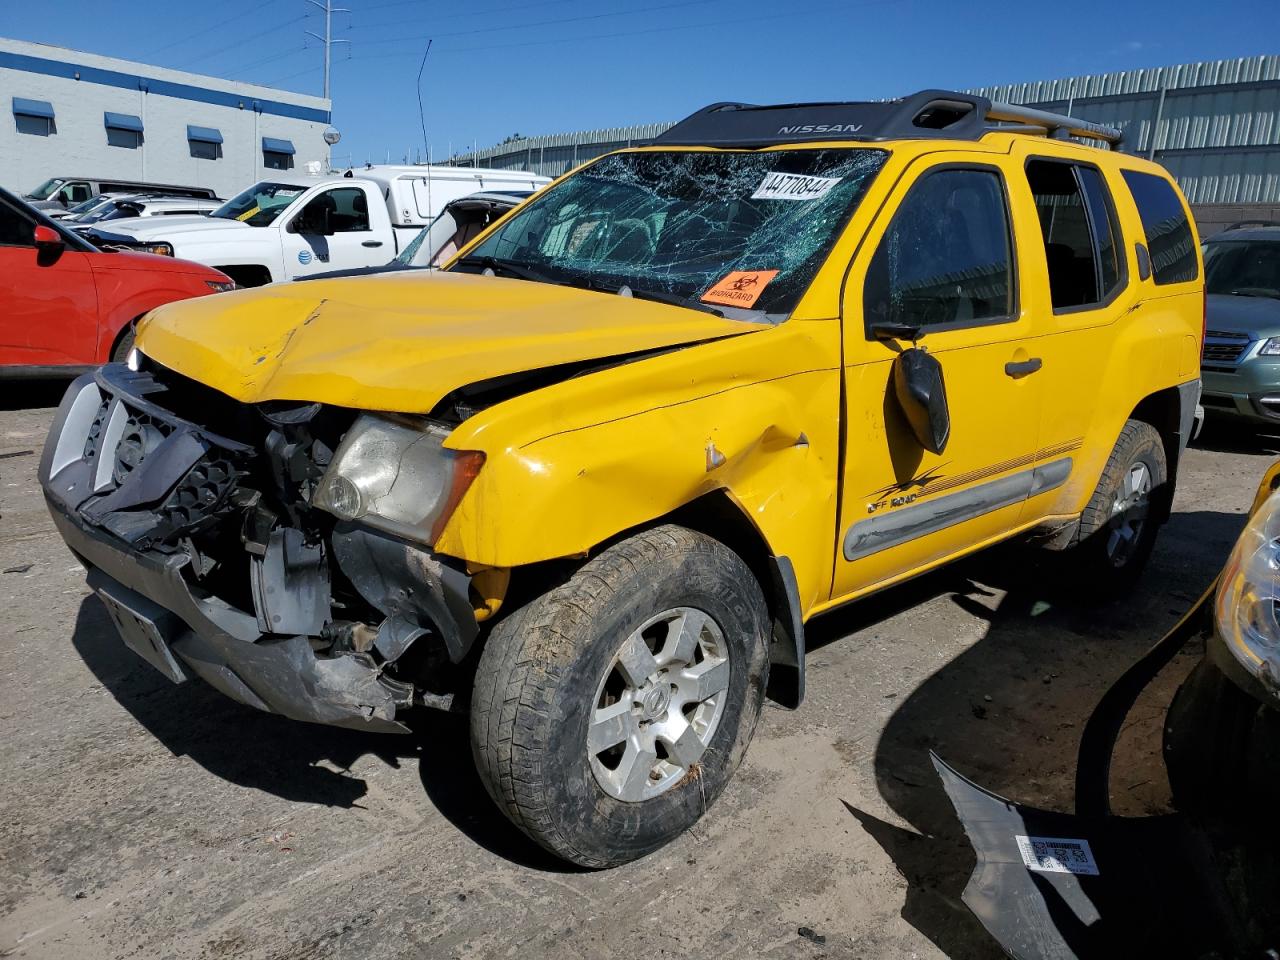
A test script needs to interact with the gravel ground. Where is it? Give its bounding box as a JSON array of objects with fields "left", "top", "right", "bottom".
[{"left": 2, "top": 385, "right": 1275, "bottom": 960}]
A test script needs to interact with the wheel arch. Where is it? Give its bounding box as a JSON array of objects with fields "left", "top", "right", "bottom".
[
  {"left": 609, "top": 490, "right": 807, "bottom": 708},
  {"left": 1128, "top": 381, "right": 1197, "bottom": 523},
  {"left": 213, "top": 264, "right": 273, "bottom": 287}
]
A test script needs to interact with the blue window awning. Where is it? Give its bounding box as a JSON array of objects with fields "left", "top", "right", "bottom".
[
  {"left": 104, "top": 112, "right": 144, "bottom": 132},
  {"left": 13, "top": 97, "right": 54, "bottom": 119},
  {"left": 262, "top": 136, "right": 295, "bottom": 155},
  {"left": 186, "top": 124, "right": 223, "bottom": 144}
]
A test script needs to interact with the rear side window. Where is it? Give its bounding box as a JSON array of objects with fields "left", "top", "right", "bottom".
[
  {"left": 1025, "top": 159, "right": 1124, "bottom": 310},
  {"left": 864, "top": 167, "right": 1014, "bottom": 333},
  {"left": 1120, "top": 170, "right": 1198, "bottom": 285}
]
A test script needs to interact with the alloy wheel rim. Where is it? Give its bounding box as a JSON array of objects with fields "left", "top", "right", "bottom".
[
  {"left": 1105, "top": 461, "right": 1152, "bottom": 567},
  {"left": 588, "top": 606, "right": 731, "bottom": 802}
]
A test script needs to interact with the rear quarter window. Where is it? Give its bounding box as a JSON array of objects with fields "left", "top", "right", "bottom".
[{"left": 1120, "top": 170, "right": 1198, "bottom": 285}]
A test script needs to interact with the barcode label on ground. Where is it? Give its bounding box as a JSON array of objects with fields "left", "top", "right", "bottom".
[{"left": 1015, "top": 835, "right": 1099, "bottom": 876}]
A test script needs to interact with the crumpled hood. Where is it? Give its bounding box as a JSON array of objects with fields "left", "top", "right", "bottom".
[{"left": 136, "top": 270, "right": 768, "bottom": 413}]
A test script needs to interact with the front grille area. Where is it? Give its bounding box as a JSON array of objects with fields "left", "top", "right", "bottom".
[{"left": 1202, "top": 330, "right": 1252, "bottom": 366}]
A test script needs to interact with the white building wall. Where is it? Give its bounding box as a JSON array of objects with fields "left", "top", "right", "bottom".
[{"left": 0, "top": 38, "right": 331, "bottom": 200}]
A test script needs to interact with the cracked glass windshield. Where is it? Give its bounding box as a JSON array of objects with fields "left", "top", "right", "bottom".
[
  {"left": 453, "top": 148, "right": 888, "bottom": 318},
  {"left": 210, "top": 181, "right": 307, "bottom": 226}
]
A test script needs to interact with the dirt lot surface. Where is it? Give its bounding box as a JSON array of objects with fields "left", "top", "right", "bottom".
[{"left": 2, "top": 385, "right": 1275, "bottom": 960}]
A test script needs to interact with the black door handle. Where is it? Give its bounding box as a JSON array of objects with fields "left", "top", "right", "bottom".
[
  {"left": 362, "top": 240, "right": 383, "bottom": 248},
  {"left": 1005, "top": 357, "right": 1042, "bottom": 378}
]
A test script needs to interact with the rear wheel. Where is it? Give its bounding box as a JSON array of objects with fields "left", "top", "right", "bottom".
[
  {"left": 470, "top": 525, "right": 770, "bottom": 867},
  {"left": 1062, "top": 419, "right": 1168, "bottom": 596}
]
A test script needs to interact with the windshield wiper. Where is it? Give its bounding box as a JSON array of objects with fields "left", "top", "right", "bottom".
[{"left": 457, "top": 255, "right": 558, "bottom": 286}]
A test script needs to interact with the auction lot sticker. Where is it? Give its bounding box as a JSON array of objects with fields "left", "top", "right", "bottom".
[
  {"left": 702, "top": 270, "right": 780, "bottom": 308},
  {"left": 1015, "top": 835, "right": 1100, "bottom": 876},
  {"left": 751, "top": 171, "right": 843, "bottom": 201}
]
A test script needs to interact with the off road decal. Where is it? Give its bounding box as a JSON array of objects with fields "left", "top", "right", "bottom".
[
  {"left": 702, "top": 270, "right": 779, "bottom": 308},
  {"left": 751, "top": 171, "right": 843, "bottom": 201},
  {"left": 864, "top": 439, "right": 1083, "bottom": 514}
]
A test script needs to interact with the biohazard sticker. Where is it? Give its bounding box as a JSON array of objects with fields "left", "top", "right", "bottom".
[
  {"left": 751, "top": 171, "right": 843, "bottom": 201},
  {"left": 1015, "top": 835, "right": 1100, "bottom": 876},
  {"left": 702, "top": 270, "right": 780, "bottom": 308}
]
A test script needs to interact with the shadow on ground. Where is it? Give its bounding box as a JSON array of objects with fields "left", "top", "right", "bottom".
[
  {"left": 0, "top": 378, "right": 73, "bottom": 412},
  {"left": 69, "top": 595, "right": 572, "bottom": 872},
  {"left": 1192, "top": 415, "right": 1280, "bottom": 456},
  {"left": 818, "top": 505, "right": 1248, "bottom": 959}
]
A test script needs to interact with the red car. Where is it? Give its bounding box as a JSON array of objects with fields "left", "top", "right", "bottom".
[{"left": 0, "top": 186, "right": 233, "bottom": 377}]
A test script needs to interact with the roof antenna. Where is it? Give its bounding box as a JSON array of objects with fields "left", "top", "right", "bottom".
[
  {"left": 416, "top": 39, "right": 434, "bottom": 218},
  {"left": 416, "top": 39, "right": 433, "bottom": 164}
]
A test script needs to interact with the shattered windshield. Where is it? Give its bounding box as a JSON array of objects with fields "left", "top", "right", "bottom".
[
  {"left": 454, "top": 148, "right": 888, "bottom": 318},
  {"left": 210, "top": 181, "right": 307, "bottom": 227}
]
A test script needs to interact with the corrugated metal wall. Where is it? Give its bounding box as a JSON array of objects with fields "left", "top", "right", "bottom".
[{"left": 453, "top": 56, "right": 1280, "bottom": 203}]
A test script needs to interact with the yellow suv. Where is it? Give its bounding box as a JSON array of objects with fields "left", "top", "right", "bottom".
[{"left": 40, "top": 90, "right": 1204, "bottom": 867}]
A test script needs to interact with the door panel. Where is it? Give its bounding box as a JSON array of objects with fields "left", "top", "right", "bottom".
[
  {"left": 832, "top": 157, "right": 1047, "bottom": 602},
  {"left": 0, "top": 202, "right": 99, "bottom": 368},
  {"left": 283, "top": 185, "right": 387, "bottom": 278}
]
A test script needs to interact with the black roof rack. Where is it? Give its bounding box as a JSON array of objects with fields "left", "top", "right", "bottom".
[{"left": 652, "top": 89, "right": 1124, "bottom": 150}]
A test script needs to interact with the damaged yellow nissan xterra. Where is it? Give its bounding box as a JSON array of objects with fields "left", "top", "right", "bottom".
[{"left": 41, "top": 90, "right": 1204, "bottom": 867}]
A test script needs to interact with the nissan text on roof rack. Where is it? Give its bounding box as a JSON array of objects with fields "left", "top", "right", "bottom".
[
  {"left": 41, "top": 89, "right": 1204, "bottom": 867},
  {"left": 100, "top": 165, "right": 550, "bottom": 287}
]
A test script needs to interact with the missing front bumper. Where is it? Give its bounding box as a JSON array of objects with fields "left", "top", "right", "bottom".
[{"left": 41, "top": 368, "right": 479, "bottom": 733}]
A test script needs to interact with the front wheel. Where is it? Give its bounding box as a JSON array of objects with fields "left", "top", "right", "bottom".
[
  {"left": 470, "top": 525, "right": 770, "bottom": 868},
  {"left": 1062, "top": 419, "right": 1168, "bottom": 597}
]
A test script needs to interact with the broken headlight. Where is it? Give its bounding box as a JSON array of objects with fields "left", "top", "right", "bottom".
[
  {"left": 1216, "top": 487, "right": 1280, "bottom": 691},
  {"left": 311, "top": 414, "right": 483, "bottom": 545}
]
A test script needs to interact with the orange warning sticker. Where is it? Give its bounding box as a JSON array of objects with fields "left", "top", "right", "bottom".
[{"left": 701, "top": 270, "right": 780, "bottom": 308}]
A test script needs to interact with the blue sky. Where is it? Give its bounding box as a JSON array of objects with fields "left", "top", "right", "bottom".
[{"left": 3, "top": 0, "right": 1277, "bottom": 166}]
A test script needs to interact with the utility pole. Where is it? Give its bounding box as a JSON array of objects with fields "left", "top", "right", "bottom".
[{"left": 305, "top": 0, "right": 349, "bottom": 101}]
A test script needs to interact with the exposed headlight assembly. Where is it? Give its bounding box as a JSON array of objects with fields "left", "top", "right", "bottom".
[
  {"left": 1216, "top": 487, "right": 1280, "bottom": 692},
  {"left": 312, "top": 414, "right": 484, "bottom": 545}
]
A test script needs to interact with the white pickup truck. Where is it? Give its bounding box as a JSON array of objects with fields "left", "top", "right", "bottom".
[{"left": 96, "top": 165, "right": 549, "bottom": 287}]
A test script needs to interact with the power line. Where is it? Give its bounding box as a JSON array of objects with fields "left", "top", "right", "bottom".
[
  {"left": 348, "top": 0, "right": 579, "bottom": 31},
  {"left": 353, "top": 0, "right": 736, "bottom": 47},
  {"left": 328, "top": 0, "right": 899, "bottom": 61},
  {"left": 141, "top": 0, "right": 288, "bottom": 57},
  {"left": 182, "top": 13, "right": 310, "bottom": 67}
]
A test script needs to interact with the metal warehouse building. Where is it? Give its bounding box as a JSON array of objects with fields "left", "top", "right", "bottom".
[
  {"left": 454, "top": 55, "right": 1280, "bottom": 234},
  {"left": 0, "top": 37, "right": 332, "bottom": 201}
]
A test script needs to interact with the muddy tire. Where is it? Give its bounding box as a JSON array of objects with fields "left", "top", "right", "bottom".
[
  {"left": 470, "top": 525, "right": 770, "bottom": 868},
  {"left": 1063, "top": 419, "right": 1168, "bottom": 597}
]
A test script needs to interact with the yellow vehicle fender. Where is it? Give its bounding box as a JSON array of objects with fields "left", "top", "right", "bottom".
[{"left": 437, "top": 319, "right": 843, "bottom": 614}]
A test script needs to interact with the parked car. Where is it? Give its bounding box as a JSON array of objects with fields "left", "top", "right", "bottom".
[
  {"left": 22, "top": 176, "right": 220, "bottom": 212},
  {"left": 48, "top": 192, "right": 132, "bottom": 221},
  {"left": 40, "top": 89, "right": 1203, "bottom": 867},
  {"left": 101, "top": 167, "right": 550, "bottom": 287},
  {"left": 1199, "top": 225, "right": 1280, "bottom": 424},
  {"left": 0, "top": 186, "right": 234, "bottom": 377},
  {"left": 66, "top": 195, "right": 222, "bottom": 231},
  {"left": 295, "top": 190, "right": 537, "bottom": 282}
]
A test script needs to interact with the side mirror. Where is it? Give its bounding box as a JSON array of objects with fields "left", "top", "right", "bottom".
[
  {"left": 33, "top": 224, "right": 64, "bottom": 250},
  {"left": 892, "top": 347, "right": 950, "bottom": 455}
]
